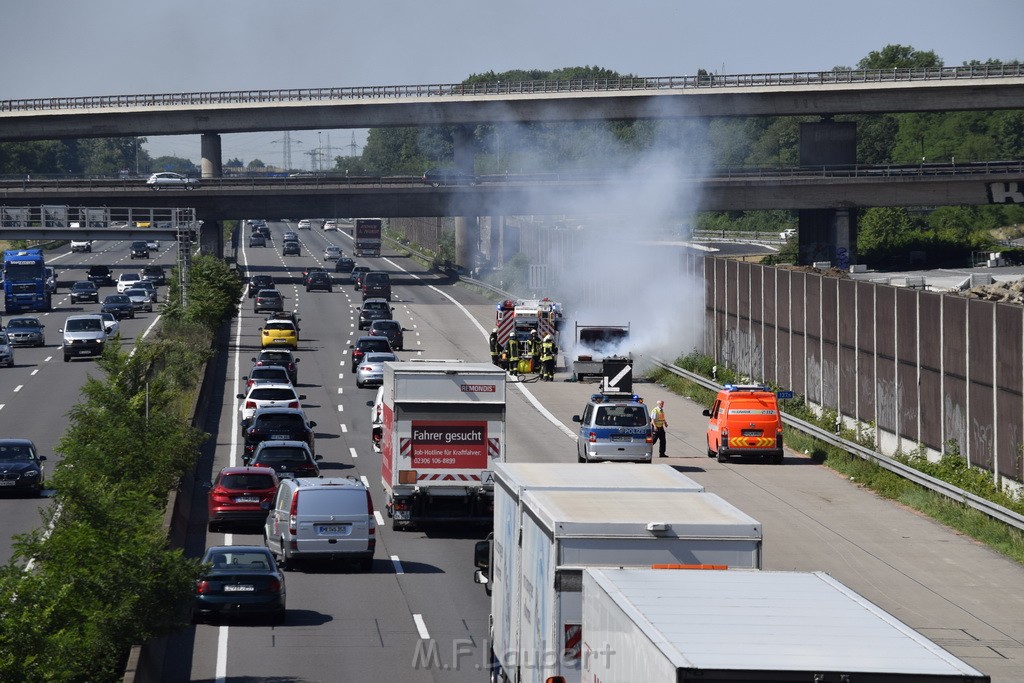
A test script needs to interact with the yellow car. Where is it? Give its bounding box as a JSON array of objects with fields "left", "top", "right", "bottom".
[{"left": 261, "top": 320, "right": 299, "bottom": 348}]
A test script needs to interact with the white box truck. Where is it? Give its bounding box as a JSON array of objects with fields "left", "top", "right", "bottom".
[
  {"left": 381, "top": 361, "right": 505, "bottom": 530},
  {"left": 491, "top": 488, "right": 762, "bottom": 683},
  {"left": 579, "top": 567, "right": 990, "bottom": 683},
  {"left": 477, "top": 463, "right": 705, "bottom": 683}
]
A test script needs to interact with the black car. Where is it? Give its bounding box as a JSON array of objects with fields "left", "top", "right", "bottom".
[
  {"left": 70, "top": 280, "right": 100, "bottom": 304},
  {"left": 141, "top": 265, "right": 167, "bottom": 286},
  {"left": 0, "top": 439, "right": 46, "bottom": 497},
  {"left": 251, "top": 349, "right": 300, "bottom": 385},
  {"left": 101, "top": 294, "right": 135, "bottom": 319},
  {"left": 302, "top": 266, "right": 328, "bottom": 285},
  {"left": 334, "top": 257, "right": 355, "bottom": 273},
  {"left": 282, "top": 241, "right": 300, "bottom": 256},
  {"left": 242, "top": 408, "right": 316, "bottom": 460},
  {"left": 254, "top": 289, "right": 284, "bottom": 313},
  {"left": 248, "top": 441, "right": 322, "bottom": 478},
  {"left": 249, "top": 233, "right": 267, "bottom": 247},
  {"left": 248, "top": 275, "right": 274, "bottom": 298},
  {"left": 350, "top": 266, "right": 370, "bottom": 287},
  {"left": 358, "top": 298, "right": 393, "bottom": 330},
  {"left": 361, "top": 272, "right": 392, "bottom": 301},
  {"left": 129, "top": 241, "right": 150, "bottom": 259},
  {"left": 192, "top": 545, "right": 286, "bottom": 624},
  {"left": 350, "top": 335, "right": 393, "bottom": 372},
  {"left": 368, "top": 319, "right": 404, "bottom": 351},
  {"left": 422, "top": 168, "right": 478, "bottom": 187},
  {"left": 305, "top": 272, "right": 332, "bottom": 292},
  {"left": 86, "top": 265, "right": 115, "bottom": 287}
]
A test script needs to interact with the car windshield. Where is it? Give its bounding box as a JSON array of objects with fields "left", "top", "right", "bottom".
[
  {"left": 121, "top": 274, "right": 140, "bottom": 282},
  {"left": 125, "top": 289, "right": 147, "bottom": 297},
  {"left": 364, "top": 302, "right": 389, "bottom": 311},
  {"left": 6, "top": 319, "right": 36, "bottom": 328},
  {"left": 206, "top": 550, "right": 271, "bottom": 571},
  {"left": 360, "top": 339, "right": 391, "bottom": 351},
  {"left": 258, "top": 291, "right": 281, "bottom": 298},
  {"left": 105, "top": 295, "right": 130, "bottom": 303},
  {"left": 364, "top": 353, "right": 396, "bottom": 364},
  {"left": 265, "top": 322, "right": 295, "bottom": 331},
  {"left": 260, "top": 351, "right": 293, "bottom": 362},
  {"left": 373, "top": 321, "right": 400, "bottom": 332},
  {"left": 66, "top": 318, "right": 103, "bottom": 332},
  {"left": 220, "top": 473, "right": 276, "bottom": 490},
  {"left": 250, "top": 388, "right": 296, "bottom": 400},
  {"left": 255, "top": 447, "right": 309, "bottom": 463},
  {"left": 254, "top": 414, "right": 304, "bottom": 428},
  {"left": 0, "top": 444, "right": 33, "bottom": 461},
  {"left": 252, "top": 368, "right": 288, "bottom": 379},
  {"left": 73, "top": 282, "right": 94, "bottom": 290},
  {"left": 595, "top": 406, "right": 647, "bottom": 427}
]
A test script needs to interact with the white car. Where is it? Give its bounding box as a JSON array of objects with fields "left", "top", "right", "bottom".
[
  {"left": 323, "top": 220, "right": 338, "bottom": 231},
  {"left": 236, "top": 383, "right": 305, "bottom": 433},
  {"left": 297, "top": 219, "right": 312, "bottom": 230},
  {"left": 146, "top": 238, "right": 160, "bottom": 251},
  {"left": 146, "top": 172, "right": 199, "bottom": 189},
  {"left": 780, "top": 228, "right": 797, "bottom": 240},
  {"left": 116, "top": 273, "right": 142, "bottom": 293},
  {"left": 323, "top": 245, "right": 343, "bottom": 261},
  {"left": 99, "top": 312, "right": 120, "bottom": 337},
  {"left": 70, "top": 239, "right": 92, "bottom": 253}
]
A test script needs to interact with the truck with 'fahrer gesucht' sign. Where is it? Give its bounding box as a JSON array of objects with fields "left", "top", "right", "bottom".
[{"left": 381, "top": 361, "right": 506, "bottom": 530}]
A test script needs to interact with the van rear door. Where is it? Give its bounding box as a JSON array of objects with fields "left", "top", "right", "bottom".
[{"left": 295, "top": 488, "right": 371, "bottom": 555}]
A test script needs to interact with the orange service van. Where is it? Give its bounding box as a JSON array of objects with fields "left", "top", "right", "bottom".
[{"left": 703, "top": 384, "right": 784, "bottom": 464}]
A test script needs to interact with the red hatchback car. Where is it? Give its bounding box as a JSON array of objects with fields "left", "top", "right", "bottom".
[{"left": 207, "top": 466, "right": 280, "bottom": 532}]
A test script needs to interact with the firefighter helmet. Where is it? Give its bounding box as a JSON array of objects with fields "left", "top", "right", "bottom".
[
  {"left": 492, "top": 328, "right": 498, "bottom": 334},
  {"left": 544, "top": 334, "right": 553, "bottom": 342}
]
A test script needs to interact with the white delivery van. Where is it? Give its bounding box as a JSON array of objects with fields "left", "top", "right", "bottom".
[{"left": 264, "top": 477, "right": 375, "bottom": 571}]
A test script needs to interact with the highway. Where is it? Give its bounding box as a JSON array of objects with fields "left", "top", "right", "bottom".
[
  {"left": 0, "top": 238, "right": 173, "bottom": 564},
  {"left": 3, "top": 226, "right": 1022, "bottom": 681}
]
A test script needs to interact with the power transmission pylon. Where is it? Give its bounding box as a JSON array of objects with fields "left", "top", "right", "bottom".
[{"left": 272, "top": 132, "right": 302, "bottom": 172}]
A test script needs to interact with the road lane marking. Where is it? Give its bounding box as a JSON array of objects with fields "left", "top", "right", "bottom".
[
  {"left": 413, "top": 614, "right": 430, "bottom": 640},
  {"left": 349, "top": 447, "right": 358, "bottom": 459},
  {"left": 44, "top": 356, "right": 52, "bottom": 362},
  {"left": 337, "top": 404, "right": 343, "bottom": 412},
  {"left": 341, "top": 424, "right": 347, "bottom": 433},
  {"left": 374, "top": 510, "right": 385, "bottom": 526},
  {"left": 216, "top": 624, "right": 229, "bottom": 682},
  {"left": 360, "top": 475, "right": 369, "bottom": 488},
  {"left": 390, "top": 555, "right": 404, "bottom": 574},
  {"left": 13, "top": 385, "right": 22, "bottom": 393},
  {"left": 337, "top": 387, "right": 343, "bottom": 394},
  {"left": 30, "top": 369, "right": 38, "bottom": 376}
]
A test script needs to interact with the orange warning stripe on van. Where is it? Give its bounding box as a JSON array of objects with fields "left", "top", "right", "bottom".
[
  {"left": 651, "top": 564, "right": 728, "bottom": 570},
  {"left": 729, "top": 437, "right": 776, "bottom": 448}
]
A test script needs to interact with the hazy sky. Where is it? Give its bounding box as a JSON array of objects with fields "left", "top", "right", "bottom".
[{"left": 3, "top": 0, "right": 1020, "bottom": 166}]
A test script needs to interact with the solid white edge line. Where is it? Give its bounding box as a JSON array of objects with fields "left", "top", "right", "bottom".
[
  {"left": 413, "top": 614, "right": 430, "bottom": 640},
  {"left": 215, "top": 622, "right": 229, "bottom": 681},
  {"left": 390, "top": 555, "right": 404, "bottom": 574}
]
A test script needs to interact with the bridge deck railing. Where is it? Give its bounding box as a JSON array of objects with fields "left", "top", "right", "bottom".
[{"left": 3, "top": 64, "right": 1022, "bottom": 112}]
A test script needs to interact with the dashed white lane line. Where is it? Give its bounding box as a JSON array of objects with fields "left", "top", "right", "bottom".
[
  {"left": 44, "top": 356, "right": 52, "bottom": 362},
  {"left": 360, "top": 475, "right": 369, "bottom": 488},
  {"left": 374, "top": 510, "right": 385, "bottom": 526},
  {"left": 337, "top": 404, "right": 344, "bottom": 412},
  {"left": 0, "top": 404, "right": 5, "bottom": 411},
  {"left": 413, "top": 614, "right": 430, "bottom": 640},
  {"left": 390, "top": 555, "right": 404, "bottom": 574},
  {"left": 30, "top": 369, "right": 38, "bottom": 376},
  {"left": 13, "top": 385, "right": 23, "bottom": 393},
  {"left": 349, "top": 447, "right": 358, "bottom": 459},
  {"left": 341, "top": 424, "right": 348, "bottom": 433},
  {"left": 337, "top": 387, "right": 343, "bottom": 394}
]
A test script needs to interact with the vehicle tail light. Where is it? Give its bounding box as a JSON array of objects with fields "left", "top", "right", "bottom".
[
  {"left": 588, "top": 432, "right": 597, "bottom": 443},
  {"left": 252, "top": 462, "right": 268, "bottom": 469},
  {"left": 196, "top": 580, "right": 211, "bottom": 594},
  {"left": 721, "top": 428, "right": 730, "bottom": 444},
  {"left": 776, "top": 428, "right": 783, "bottom": 448},
  {"left": 267, "top": 578, "right": 282, "bottom": 592},
  {"left": 393, "top": 499, "right": 409, "bottom": 511},
  {"left": 288, "top": 401, "right": 299, "bottom": 408},
  {"left": 245, "top": 401, "right": 257, "bottom": 410},
  {"left": 646, "top": 434, "right": 654, "bottom": 444},
  {"left": 289, "top": 490, "right": 299, "bottom": 535}
]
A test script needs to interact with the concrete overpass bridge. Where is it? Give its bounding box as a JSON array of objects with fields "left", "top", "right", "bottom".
[{"left": 2, "top": 65, "right": 1023, "bottom": 264}]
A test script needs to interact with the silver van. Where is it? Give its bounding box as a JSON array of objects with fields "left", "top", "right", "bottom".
[
  {"left": 60, "top": 314, "right": 107, "bottom": 362},
  {"left": 264, "top": 477, "right": 375, "bottom": 571}
]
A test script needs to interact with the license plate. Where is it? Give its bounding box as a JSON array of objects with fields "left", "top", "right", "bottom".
[
  {"left": 224, "top": 585, "right": 255, "bottom": 592},
  {"left": 235, "top": 496, "right": 259, "bottom": 503},
  {"left": 393, "top": 510, "right": 410, "bottom": 521},
  {"left": 742, "top": 430, "right": 762, "bottom": 437},
  {"left": 317, "top": 524, "right": 350, "bottom": 535},
  {"left": 0, "top": 481, "right": 15, "bottom": 487},
  {"left": 271, "top": 434, "right": 290, "bottom": 440},
  {"left": 611, "top": 435, "right": 632, "bottom": 442}
]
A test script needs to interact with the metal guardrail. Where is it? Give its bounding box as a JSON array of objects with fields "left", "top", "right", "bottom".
[
  {"left": 649, "top": 358, "right": 1024, "bottom": 533},
  {"left": 2, "top": 65, "right": 1022, "bottom": 112}
]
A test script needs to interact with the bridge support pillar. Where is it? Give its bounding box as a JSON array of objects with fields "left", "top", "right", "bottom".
[
  {"left": 199, "top": 219, "right": 223, "bottom": 257},
  {"left": 797, "top": 121, "right": 857, "bottom": 266},
  {"left": 453, "top": 125, "right": 480, "bottom": 271},
  {"left": 201, "top": 133, "right": 222, "bottom": 178}
]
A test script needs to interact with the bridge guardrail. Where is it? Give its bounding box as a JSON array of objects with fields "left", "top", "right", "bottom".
[
  {"left": 649, "top": 358, "right": 1024, "bottom": 533},
  {"left": 3, "top": 65, "right": 1022, "bottom": 112}
]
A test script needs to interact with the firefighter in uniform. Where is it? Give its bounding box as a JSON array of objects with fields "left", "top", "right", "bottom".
[
  {"left": 507, "top": 334, "right": 520, "bottom": 377},
  {"left": 489, "top": 328, "right": 501, "bottom": 366},
  {"left": 528, "top": 330, "right": 540, "bottom": 374},
  {"left": 540, "top": 334, "right": 557, "bottom": 381}
]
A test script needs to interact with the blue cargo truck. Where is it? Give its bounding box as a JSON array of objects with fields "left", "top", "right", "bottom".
[{"left": 3, "top": 249, "right": 51, "bottom": 314}]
